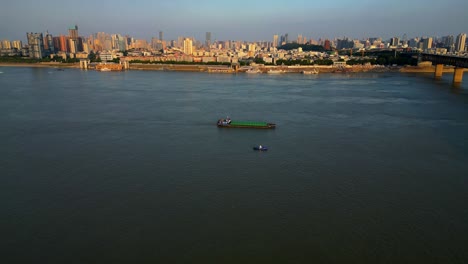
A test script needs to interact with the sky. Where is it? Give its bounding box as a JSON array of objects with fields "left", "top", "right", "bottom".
[{"left": 1, "top": 0, "right": 467, "bottom": 42}]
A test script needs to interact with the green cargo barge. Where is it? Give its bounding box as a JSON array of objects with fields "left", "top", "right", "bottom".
[{"left": 217, "top": 118, "right": 276, "bottom": 129}]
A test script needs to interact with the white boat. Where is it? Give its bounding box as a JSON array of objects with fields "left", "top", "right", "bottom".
[
  {"left": 100, "top": 68, "right": 111, "bottom": 72},
  {"left": 267, "top": 69, "right": 284, "bottom": 74},
  {"left": 246, "top": 69, "right": 260, "bottom": 74},
  {"left": 302, "top": 69, "right": 319, "bottom": 74}
]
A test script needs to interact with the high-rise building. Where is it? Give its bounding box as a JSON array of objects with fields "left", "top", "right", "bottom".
[
  {"left": 1, "top": 40, "right": 11, "bottom": 49},
  {"left": 390, "top": 37, "right": 400, "bottom": 47},
  {"left": 125, "top": 35, "right": 132, "bottom": 47},
  {"left": 58, "top": 35, "right": 68, "bottom": 52},
  {"left": 104, "top": 35, "right": 112, "bottom": 51},
  {"left": 151, "top": 37, "right": 161, "bottom": 50},
  {"left": 183, "top": 38, "right": 193, "bottom": 55},
  {"left": 443, "top": 35, "right": 454, "bottom": 48},
  {"left": 273, "top": 34, "right": 278, "bottom": 48},
  {"left": 205, "top": 32, "right": 211, "bottom": 49},
  {"left": 114, "top": 34, "right": 127, "bottom": 51},
  {"left": 27, "top": 32, "right": 45, "bottom": 59},
  {"left": 422, "top": 37, "right": 433, "bottom": 50},
  {"left": 45, "top": 31, "right": 54, "bottom": 54},
  {"left": 68, "top": 25, "right": 83, "bottom": 52},
  {"left": 68, "top": 38, "right": 77, "bottom": 53},
  {"left": 324, "top": 39, "right": 331, "bottom": 50},
  {"left": 159, "top": 31, "right": 163, "bottom": 41},
  {"left": 455, "top": 33, "right": 466, "bottom": 52},
  {"left": 297, "top": 34, "right": 303, "bottom": 44},
  {"left": 402, "top": 34, "right": 408, "bottom": 46},
  {"left": 68, "top": 25, "right": 79, "bottom": 40},
  {"left": 11, "top": 40, "right": 22, "bottom": 49},
  {"left": 178, "top": 36, "right": 184, "bottom": 49},
  {"left": 408, "top": 38, "right": 419, "bottom": 48},
  {"left": 337, "top": 38, "right": 353, "bottom": 50}
]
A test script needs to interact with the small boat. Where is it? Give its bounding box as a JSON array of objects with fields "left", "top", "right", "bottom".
[
  {"left": 100, "top": 68, "right": 111, "bottom": 72},
  {"left": 302, "top": 69, "right": 318, "bottom": 74},
  {"left": 246, "top": 69, "right": 260, "bottom": 74},
  {"left": 267, "top": 69, "right": 284, "bottom": 74},
  {"left": 253, "top": 145, "right": 268, "bottom": 151},
  {"left": 217, "top": 118, "right": 276, "bottom": 129}
]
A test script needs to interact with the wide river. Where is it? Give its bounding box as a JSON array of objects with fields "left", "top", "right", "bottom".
[{"left": 1, "top": 67, "right": 468, "bottom": 263}]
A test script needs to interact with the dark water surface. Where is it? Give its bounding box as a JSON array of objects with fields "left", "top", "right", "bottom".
[{"left": 1, "top": 67, "right": 468, "bottom": 263}]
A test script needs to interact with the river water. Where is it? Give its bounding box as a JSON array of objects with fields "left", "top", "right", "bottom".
[{"left": 1, "top": 67, "right": 468, "bottom": 263}]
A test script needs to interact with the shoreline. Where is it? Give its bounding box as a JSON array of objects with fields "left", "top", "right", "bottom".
[
  {"left": 0, "top": 62, "right": 79, "bottom": 68},
  {"left": 0, "top": 62, "right": 392, "bottom": 73},
  {"left": 1, "top": 62, "right": 467, "bottom": 74}
]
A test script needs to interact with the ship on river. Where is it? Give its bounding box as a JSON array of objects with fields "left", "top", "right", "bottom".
[{"left": 217, "top": 118, "right": 276, "bottom": 129}]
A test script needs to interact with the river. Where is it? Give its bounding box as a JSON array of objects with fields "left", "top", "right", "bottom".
[{"left": 1, "top": 67, "right": 468, "bottom": 263}]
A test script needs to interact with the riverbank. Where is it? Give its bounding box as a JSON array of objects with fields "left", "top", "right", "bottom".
[
  {"left": 5, "top": 62, "right": 466, "bottom": 74},
  {"left": 0, "top": 62, "right": 79, "bottom": 68},
  {"left": 129, "top": 63, "right": 395, "bottom": 73}
]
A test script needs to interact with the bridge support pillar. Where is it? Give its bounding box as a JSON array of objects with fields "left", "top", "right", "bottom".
[
  {"left": 434, "top": 64, "right": 443, "bottom": 79},
  {"left": 453, "top": 67, "right": 464, "bottom": 86}
]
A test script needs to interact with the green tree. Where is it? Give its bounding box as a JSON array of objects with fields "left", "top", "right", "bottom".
[{"left": 88, "top": 51, "right": 96, "bottom": 61}]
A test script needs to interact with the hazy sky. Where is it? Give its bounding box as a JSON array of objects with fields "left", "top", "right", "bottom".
[{"left": 1, "top": 0, "right": 467, "bottom": 42}]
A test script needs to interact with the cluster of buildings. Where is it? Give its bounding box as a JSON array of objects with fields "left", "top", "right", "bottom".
[
  {"left": 0, "top": 25, "right": 467, "bottom": 65},
  {"left": 333, "top": 34, "right": 466, "bottom": 55}
]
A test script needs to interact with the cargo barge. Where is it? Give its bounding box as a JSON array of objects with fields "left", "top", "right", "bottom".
[{"left": 217, "top": 118, "right": 276, "bottom": 129}]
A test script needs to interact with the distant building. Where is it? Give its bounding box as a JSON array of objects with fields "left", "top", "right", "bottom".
[
  {"left": 11, "top": 40, "right": 22, "bottom": 50},
  {"left": 280, "top": 33, "right": 289, "bottom": 45},
  {"left": 99, "top": 51, "right": 113, "bottom": 61},
  {"left": 45, "top": 31, "right": 54, "bottom": 54},
  {"left": 408, "top": 38, "right": 419, "bottom": 48},
  {"left": 113, "top": 34, "right": 127, "bottom": 51},
  {"left": 1, "top": 39, "right": 11, "bottom": 49},
  {"left": 455, "top": 33, "right": 466, "bottom": 52},
  {"left": 333, "top": 61, "right": 347, "bottom": 67},
  {"left": 205, "top": 32, "right": 211, "bottom": 49},
  {"left": 390, "top": 37, "right": 400, "bottom": 47},
  {"left": 54, "top": 35, "right": 69, "bottom": 52},
  {"left": 297, "top": 34, "right": 303, "bottom": 44},
  {"left": 68, "top": 38, "right": 77, "bottom": 53},
  {"left": 26, "top": 32, "right": 45, "bottom": 59},
  {"left": 336, "top": 38, "right": 353, "bottom": 50},
  {"left": 353, "top": 40, "right": 364, "bottom": 49},
  {"left": 68, "top": 25, "right": 79, "bottom": 40},
  {"left": 443, "top": 35, "right": 454, "bottom": 48},
  {"left": 323, "top": 39, "right": 331, "bottom": 50},
  {"left": 159, "top": 31, "right": 163, "bottom": 41},
  {"left": 422, "top": 37, "right": 433, "bottom": 51},
  {"left": 273, "top": 34, "right": 278, "bottom": 48},
  {"left": 82, "top": 42, "right": 89, "bottom": 53},
  {"left": 183, "top": 38, "right": 193, "bottom": 55}
]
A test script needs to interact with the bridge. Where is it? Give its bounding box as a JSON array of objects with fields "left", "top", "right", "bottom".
[{"left": 420, "top": 53, "right": 468, "bottom": 86}]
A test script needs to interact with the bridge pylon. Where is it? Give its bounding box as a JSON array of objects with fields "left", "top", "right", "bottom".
[
  {"left": 434, "top": 64, "right": 443, "bottom": 79},
  {"left": 453, "top": 68, "right": 464, "bottom": 86}
]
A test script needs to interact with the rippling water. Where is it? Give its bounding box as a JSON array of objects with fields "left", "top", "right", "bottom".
[{"left": 1, "top": 67, "right": 468, "bottom": 263}]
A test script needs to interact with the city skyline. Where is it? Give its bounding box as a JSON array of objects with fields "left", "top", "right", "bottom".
[{"left": 1, "top": 0, "right": 467, "bottom": 42}]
